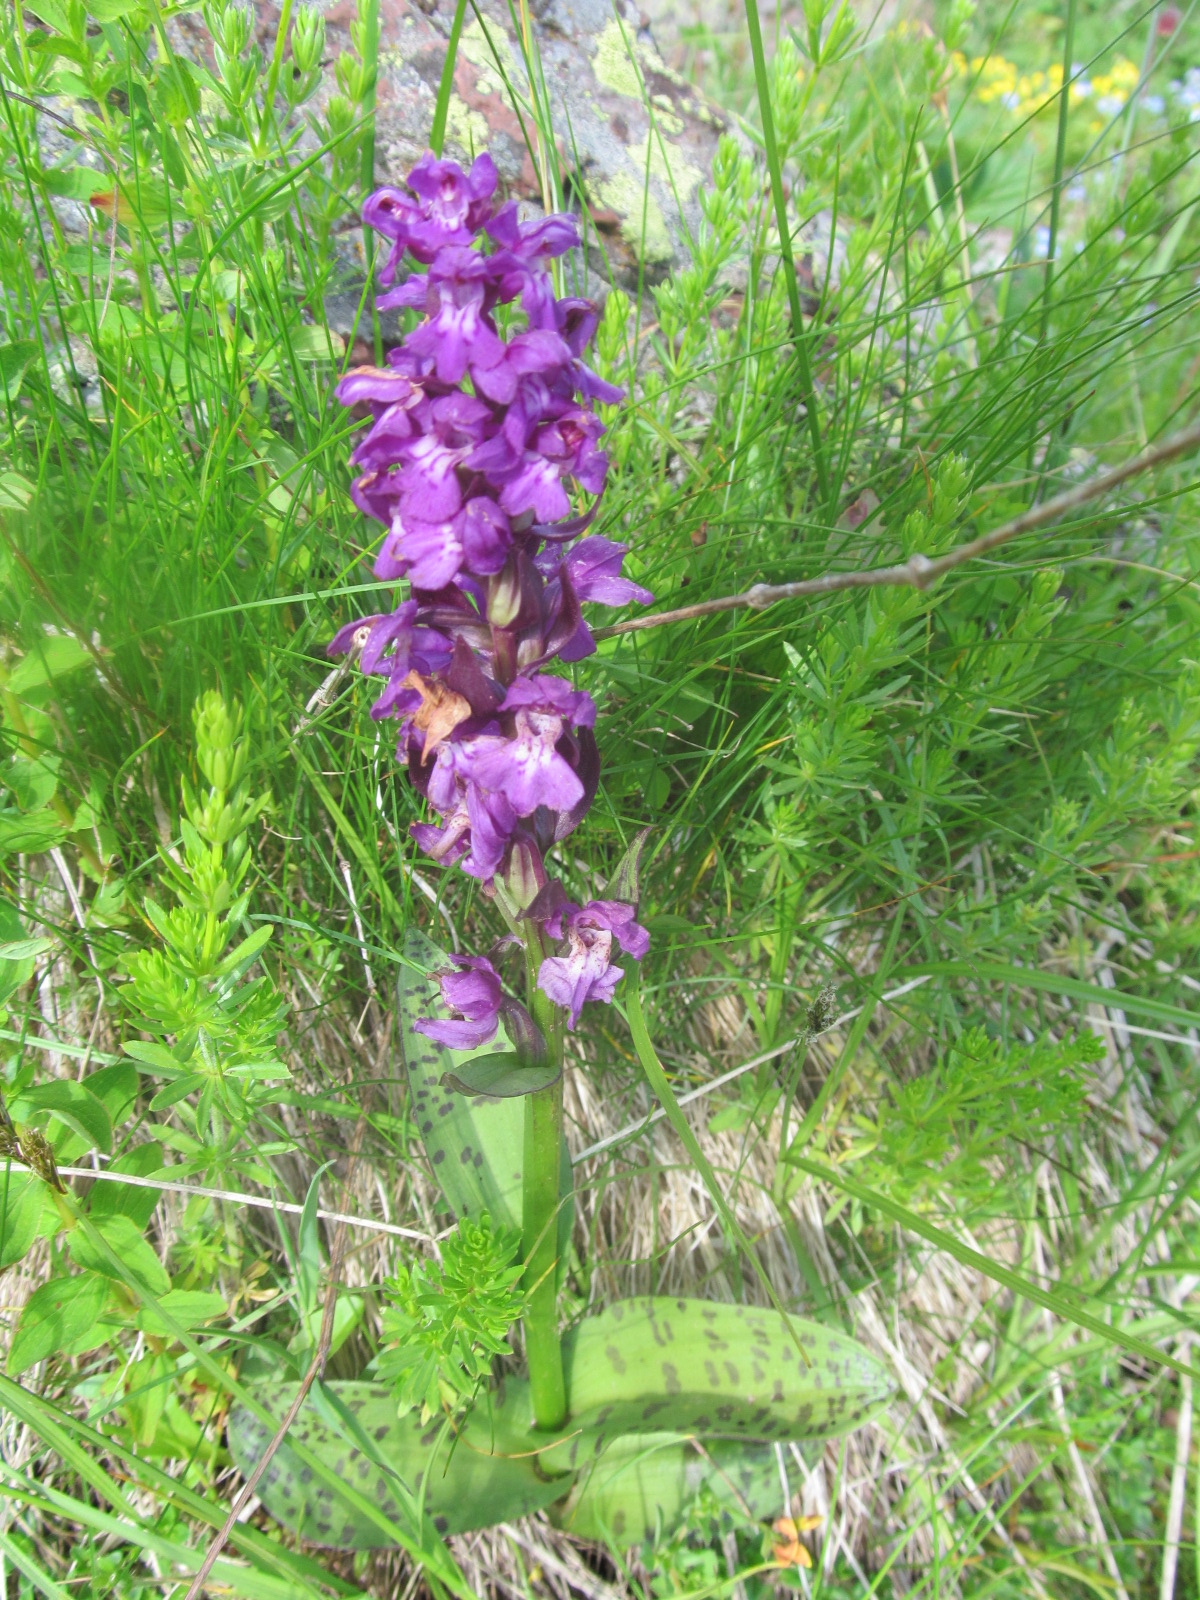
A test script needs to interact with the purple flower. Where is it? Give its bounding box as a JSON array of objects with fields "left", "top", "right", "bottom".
[
  {"left": 414, "top": 954, "right": 503, "bottom": 1049},
  {"left": 465, "top": 675, "right": 596, "bottom": 817},
  {"left": 365, "top": 152, "right": 499, "bottom": 278},
  {"left": 537, "top": 900, "right": 649, "bottom": 1029}
]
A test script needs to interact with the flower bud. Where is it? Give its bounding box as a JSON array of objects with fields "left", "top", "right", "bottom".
[{"left": 505, "top": 837, "right": 546, "bottom": 911}]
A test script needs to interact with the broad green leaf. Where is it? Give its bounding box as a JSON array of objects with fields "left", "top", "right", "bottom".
[
  {"left": 13, "top": 1080, "right": 112, "bottom": 1155},
  {"left": 8, "top": 1272, "right": 111, "bottom": 1375},
  {"left": 557, "top": 1298, "right": 892, "bottom": 1458},
  {"left": 89, "top": 1142, "right": 165, "bottom": 1228},
  {"left": 81, "top": 1060, "right": 138, "bottom": 1125},
  {"left": 0, "top": 938, "right": 54, "bottom": 960},
  {"left": 0, "top": 808, "right": 65, "bottom": 859},
  {"left": 84, "top": 0, "right": 146, "bottom": 21},
  {"left": 0, "top": 1167, "right": 44, "bottom": 1270},
  {"left": 553, "top": 1434, "right": 782, "bottom": 1546},
  {"left": 7, "top": 634, "right": 94, "bottom": 698},
  {"left": 0, "top": 470, "right": 35, "bottom": 511},
  {"left": 440, "top": 1053, "right": 561, "bottom": 1098},
  {"left": 0, "top": 342, "right": 37, "bottom": 403},
  {"left": 68, "top": 1212, "right": 170, "bottom": 1296},
  {"left": 290, "top": 326, "right": 346, "bottom": 362},
  {"left": 228, "top": 1379, "right": 565, "bottom": 1550}
]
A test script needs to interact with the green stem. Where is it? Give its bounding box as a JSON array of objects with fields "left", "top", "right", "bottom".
[
  {"left": 357, "top": 0, "right": 382, "bottom": 362},
  {"left": 742, "top": 0, "right": 831, "bottom": 506},
  {"left": 430, "top": 0, "right": 470, "bottom": 159},
  {"left": 1040, "top": 0, "right": 1078, "bottom": 340},
  {"left": 521, "top": 1071, "right": 566, "bottom": 1431}
]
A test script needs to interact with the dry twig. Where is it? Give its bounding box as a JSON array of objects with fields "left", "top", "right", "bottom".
[{"left": 595, "top": 420, "right": 1200, "bottom": 641}]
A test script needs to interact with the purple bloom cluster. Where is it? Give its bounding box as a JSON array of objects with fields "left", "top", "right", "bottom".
[{"left": 331, "top": 153, "right": 653, "bottom": 1042}]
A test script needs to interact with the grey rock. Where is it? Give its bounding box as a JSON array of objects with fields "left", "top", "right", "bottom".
[{"left": 183, "top": 0, "right": 738, "bottom": 289}]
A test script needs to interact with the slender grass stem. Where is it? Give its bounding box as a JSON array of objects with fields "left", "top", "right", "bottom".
[
  {"left": 742, "top": 0, "right": 831, "bottom": 505},
  {"left": 1041, "top": 0, "right": 1078, "bottom": 337},
  {"left": 430, "top": 0, "right": 470, "bottom": 159}
]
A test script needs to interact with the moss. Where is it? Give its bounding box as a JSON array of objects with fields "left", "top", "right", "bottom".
[{"left": 592, "top": 18, "right": 643, "bottom": 100}]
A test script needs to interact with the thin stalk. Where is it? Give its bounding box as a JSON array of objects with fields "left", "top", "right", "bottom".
[
  {"left": 522, "top": 1093, "right": 566, "bottom": 1425},
  {"left": 742, "top": 0, "right": 831, "bottom": 505},
  {"left": 522, "top": 962, "right": 567, "bottom": 1431},
  {"left": 430, "top": 0, "right": 470, "bottom": 159},
  {"left": 358, "top": 0, "right": 382, "bottom": 361},
  {"left": 1040, "top": 0, "right": 1078, "bottom": 339}
]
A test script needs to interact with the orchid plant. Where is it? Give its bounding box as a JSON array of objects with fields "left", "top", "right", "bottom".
[{"left": 230, "top": 152, "right": 892, "bottom": 1553}]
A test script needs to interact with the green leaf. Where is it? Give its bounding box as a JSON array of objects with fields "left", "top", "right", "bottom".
[
  {"left": 0, "top": 808, "right": 66, "bottom": 859},
  {"left": 0, "top": 938, "right": 54, "bottom": 960},
  {"left": 0, "top": 901, "right": 37, "bottom": 1008},
  {"left": 13, "top": 1080, "right": 112, "bottom": 1155},
  {"left": 0, "top": 471, "right": 35, "bottom": 511},
  {"left": 0, "top": 1167, "right": 44, "bottom": 1271},
  {"left": 7, "top": 634, "right": 94, "bottom": 699},
  {"left": 440, "top": 1053, "right": 561, "bottom": 1099},
  {"left": 150, "top": 1073, "right": 205, "bottom": 1112},
  {"left": 608, "top": 826, "right": 652, "bottom": 905},
  {"left": 123, "top": 1038, "right": 186, "bottom": 1076},
  {"left": 289, "top": 326, "right": 346, "bottom": 362},
  {"left": 89, "top": 1142, "right": 164, "bottom": 1228},
  {"left": 81, "top": 1060, "right": 138, "bottom": 1125},
  {"left": 553, "top": 1434, "right": 782, "bottom": 1546},
  {"left": 906, "top": 960, "right": 1200, "bottom": 1030},
  {"left": 228, "top": 1379, "right": 566, "bottom": 1550},
  {"left": 68, "top": 1213, "right": 170, "bottom": 1296},
  {"left": 8, "top": 1273, "right": 111, "bottom": 1375},
  {"left": 558, "top": 1298, "right": 892, "bottom": 1457},
  {"left": 85, "top": 0, "right": 145, "bottom": 20},
  {"left": 214, "top": 922, "right": 273, "bottom": 979},
  {"left": 0, "top": 342, "right": 37, "bottom": 404},
  {"left": 400, "top": 930, "right": 574, "bottom": 1281},
  {"left": 136, "top": 1288, "right": 226, "bottom": 1335}
]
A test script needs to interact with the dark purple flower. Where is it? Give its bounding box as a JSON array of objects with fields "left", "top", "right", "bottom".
[
  {"left": 331, "top": 155, "right": 650, "bottom": 916},
  {"left": 544, "top": 898, "right": 650, "bottom": 958},
  {"left": 335, "top": 366, "right": 422, "bottom": 413},
  {"left": 553, "top": 537, "right": 654, "bottom": 607},
  {"left": 414, "top": 953, "right": 503, "bottom": 1049}
]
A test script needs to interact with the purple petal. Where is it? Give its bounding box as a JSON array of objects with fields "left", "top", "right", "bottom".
[
  {"left": 561, "top": 537, "right": 654, "bottom": 606},
  {"left": 326, "top": 615, "right": 382, "bottom": 659},
  {"left": 413, "top": 1015, "right": 498, "bottom": 1049}
]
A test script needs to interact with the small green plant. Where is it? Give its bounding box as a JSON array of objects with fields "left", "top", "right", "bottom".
[
  {"left": 121, "top": 693, "right": 287, "bottom": 1176},
  {"left": 375, "top": 1212, "right": 524, "bottom": 1420}
]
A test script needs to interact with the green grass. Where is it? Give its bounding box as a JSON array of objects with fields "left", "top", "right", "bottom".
[{"left": 1, "top": 0, "right": 1199, "bottom": 1592}]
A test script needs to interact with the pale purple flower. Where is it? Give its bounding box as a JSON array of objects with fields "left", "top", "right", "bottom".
[
  {"left": 414, "top": 954, "right": 503, "bottom": 1049},
  {"left": 537, "top": 900, "right": 648, "bottom": 1029},
  {"left": 465, "top": 675, "right": 596, "bottom": 817}
]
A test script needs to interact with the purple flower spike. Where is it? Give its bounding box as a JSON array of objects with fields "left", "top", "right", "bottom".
[
  {"left": 414, "top": 954, "right": 504, "bottom": 1049},
  {"left": 331, "top": 151, "right": 652, "bottom": 932}
]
